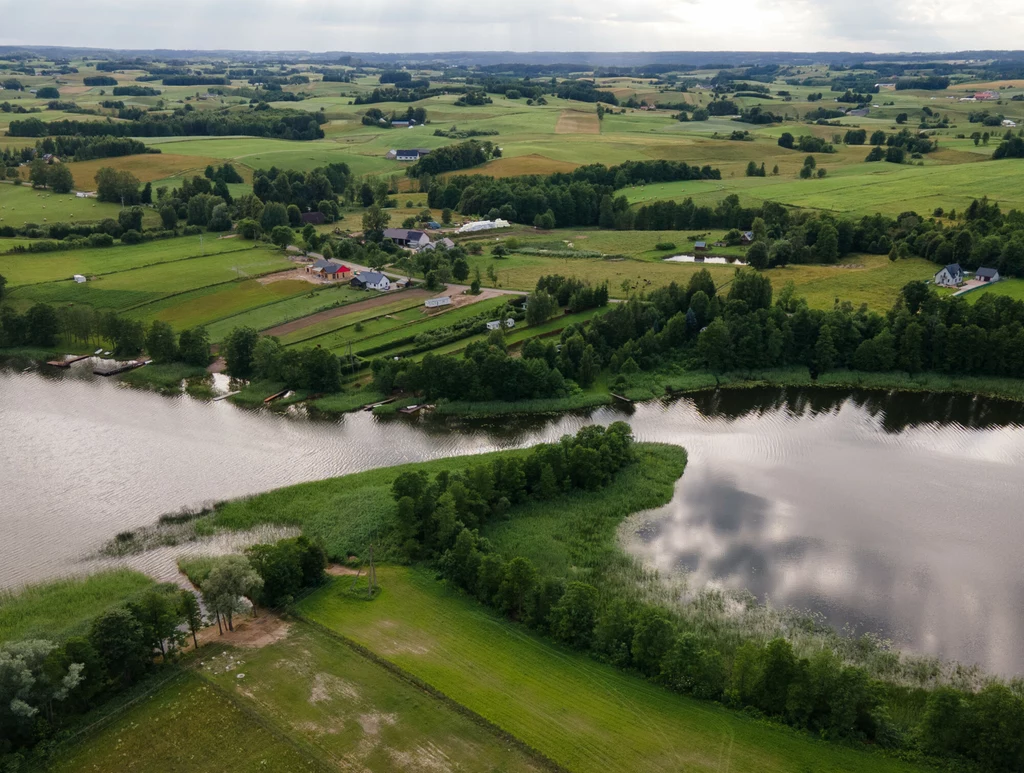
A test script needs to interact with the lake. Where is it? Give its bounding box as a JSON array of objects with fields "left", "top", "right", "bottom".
[{"left": 2, "top": 362, "right": 1023, "bottom": 674}]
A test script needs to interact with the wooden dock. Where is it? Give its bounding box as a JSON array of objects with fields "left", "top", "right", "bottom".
[
  {"left": 93, "top": 359, "right": 149, "bottom": 376},
  {"left": 46, "top": 354, "right": 92, "bottom": 368},
  {"left": 362, "top": 397, "right": 396, "bottom": 411},
  {"left": 398, "top": 404, "right": 423, "bottom": 415},
  {"left": 610, "top": 393, "right": 634, "bottom": 403},
  {"left": 263, "top": 389, "right": 290, "bottom": 404}
]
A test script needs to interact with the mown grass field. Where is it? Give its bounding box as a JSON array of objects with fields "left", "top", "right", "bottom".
[
  {"left": 49, "top": 672, "right": 327, "bottom": 773},
  {"left": 202, "top": 622, "right": 544, "bottom": 771},
  {"left": 963, "top": 278, "right": 1024, "bottom": 303},
  {"left": 624, "top": 158, "right": 1024, "bottom": 217},
  {"left": 9, "top": 246, "right": 292, "bottom": 318},
  {"left": 462, "top": 249, "right": 933, "bottom": 310},
  {"left": 298, "top": 567, "right": 927, "bottom": 773},
  {"left": 0, "top": 233, "right": 255, "bottom": 287},
  {"left": 0, "top": 181, "right": 136, "bottom": 227},
  {"left": 0, "top": 569, "right": 154, "bottom": 644}
]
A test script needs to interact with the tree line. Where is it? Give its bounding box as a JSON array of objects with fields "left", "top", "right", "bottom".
[
  {"left": 388, "top": 422, "right": 1023, "bottom": 771},
  {"left": 6, "top": 109, "right": 326, "bottom": 141},
  {"left": 426, "top": 160, "right": 720, "bottom": 229}
]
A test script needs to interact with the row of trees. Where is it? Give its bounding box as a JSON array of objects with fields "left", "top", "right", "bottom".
[
  {"left": 7, "top": 109, "right": 326, "bottom": 141},
  {"left": 33, "top": 135, "right": 155, "bottom": 162},
  {"left": 426, "top": 160, "right": 720, "bottom": 228},
  {"left": 399, "top": 425, "right": 1024, "bottom": 769}
]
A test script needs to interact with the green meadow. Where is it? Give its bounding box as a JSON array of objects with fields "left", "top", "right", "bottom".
[{"left": 298, "top": 567, "right": 926, "bottom": 773}]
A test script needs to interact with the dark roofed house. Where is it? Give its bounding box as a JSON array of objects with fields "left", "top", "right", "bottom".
[
  {"left": 301, "top": 211, "right": 326, "bottom": 225},
  {"left": 694, "top": 241, "right": 708, "bottom": 252},
  {"left": 740, "top": 231, "right": 755, "bottom": 244},
  {"left": 350, "top": 271, "right": 391, "bottom": 291},
  {"left": 383, "top": 228, "right": 432, "bottom": 250},
  {"left": 934, "top": 263, "right": 963, "bottom": 287},
  {"left": 976, "top": 267, "right": 1001, "bottom": 283}
]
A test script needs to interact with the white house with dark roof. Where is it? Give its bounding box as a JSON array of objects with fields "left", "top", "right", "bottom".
[
  {"left": 383, "top": 228, "right": 432, "bottom": 250},
  {"left": 975, "top": 267, "right": 1001, "bottom": 283},
  {"left": 351, "top": 271, "right": 391, "bottom": 291},
  {"left": 934, "top": 263, "right": 964, "bottom": 287}
]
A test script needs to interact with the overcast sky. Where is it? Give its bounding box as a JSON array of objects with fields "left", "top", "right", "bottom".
[{"left": 1, "top": 0, "right": 1020, "bottom": 53}]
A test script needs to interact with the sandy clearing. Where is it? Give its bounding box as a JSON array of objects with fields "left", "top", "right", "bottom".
[{"left": 191, "top": 611, "right": 292, "bottom": 650}]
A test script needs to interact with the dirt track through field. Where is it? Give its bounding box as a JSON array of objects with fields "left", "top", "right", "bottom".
[
  {"left": 261, "top": 289, "right": 432, "bottom": 337},
  {"left": 555, "top": 110, "right": 601, "bottom": 134}
]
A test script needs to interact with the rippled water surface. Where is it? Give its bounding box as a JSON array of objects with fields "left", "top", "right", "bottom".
[{"left": 2, "top": 363, "right": 1023, "bottom": 674}]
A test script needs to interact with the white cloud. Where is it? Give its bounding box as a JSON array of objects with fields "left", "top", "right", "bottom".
[{"left": 2, "top": 0, "right": 1022, "bottom": 52}]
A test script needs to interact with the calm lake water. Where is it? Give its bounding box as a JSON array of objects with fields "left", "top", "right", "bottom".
[{"left": 2, "top": 361, "right": 1024, "bottom": 674}]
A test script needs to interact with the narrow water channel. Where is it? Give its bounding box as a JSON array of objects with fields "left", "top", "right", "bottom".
[{"left": 2, "top": 362, "right": 1023, "bottom": 674}]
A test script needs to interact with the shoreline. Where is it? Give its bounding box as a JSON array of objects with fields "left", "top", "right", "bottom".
[{"left": 5, "top": 349, "right": 1024, "bottom": 416}]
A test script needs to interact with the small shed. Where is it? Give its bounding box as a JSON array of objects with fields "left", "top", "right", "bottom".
[
  {"left": 694, "top": 241, "right": 708, "bottom": 252},
  {"left": 73, "top": 274, "right": 86, "bottom": 283},
  {"left": 740, "top": 231, "right": 755, "bottom": 244},
  {"left": 976, "top": 267, "right": 1001, "bottom": 283},
  {"left": 505, "top": 318, "right": 516, "bottom": 329},
  {"left": 486, "top": 320, "right": 502, "bottom": 331}
]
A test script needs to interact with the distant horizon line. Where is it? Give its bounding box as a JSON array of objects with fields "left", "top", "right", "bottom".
[{"left": 2, "top": 44, "right": 1024, "bottom": 58}]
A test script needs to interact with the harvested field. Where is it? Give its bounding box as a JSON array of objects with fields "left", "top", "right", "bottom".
[
  {"left": 66, "top": 153, "right": 244, "bottom": 189},
  {"left": 555, "top": 110, "right": 601, "bottom": 135},
  {"left": 449, "top": 153, "right": 580, "bottom": 177}
]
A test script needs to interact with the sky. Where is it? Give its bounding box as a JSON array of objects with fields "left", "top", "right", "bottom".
[{"left": 1, "top": 0, "right": 1021, "bottom": 53}]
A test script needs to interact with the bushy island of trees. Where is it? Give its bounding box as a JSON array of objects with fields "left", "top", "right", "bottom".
[
  {"left": 0, "top": 536, "right": 326, "bottom": 769},
  {"left": 381, "top": 423, "right": 1024, "bottom": 772}
]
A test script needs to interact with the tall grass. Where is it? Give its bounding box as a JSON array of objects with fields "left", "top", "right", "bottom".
[
  {"left": 432, "top": 392, "right": 613, "bottom": 416},
  {"left": 0, "top": 570, "right": 155, "bottom": 644},
  {"left": 620, "top": 363, "right": 1024, "bottom": 404}
]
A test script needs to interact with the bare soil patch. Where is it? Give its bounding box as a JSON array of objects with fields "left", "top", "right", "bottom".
[
  {"left": 555, "top": 110, "right": 600, "bottom": 135},
  {"left": 191, "top": 612, "right": 292, "bottom": 650},
  {"left": 326, "top": 563, "right": 360, "bottom": 576}
]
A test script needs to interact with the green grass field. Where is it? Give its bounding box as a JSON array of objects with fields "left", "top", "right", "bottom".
[
  {"left": 49, "top": 672, "right": 327, "bottom": 773},
  {"left": 963, "top": 278, "right": 1024, "bottom": 303},
  {"left": 9, "top": 246, "right": 293, "bottom": 319},
  {"left": 0, "top": 181, "right": 139, "bottom": 227},
  {"left": 462, "top": 249, "right": 932, "bottom": 311},
  {"left": 0, "top": 570, "right": 155, "bottom": 644},
  {"left": 0, "top": 234, "right": 257, "bottom": 287},
  {"left": 298, "top": 567, "right": 926, "bottom": 773}
]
